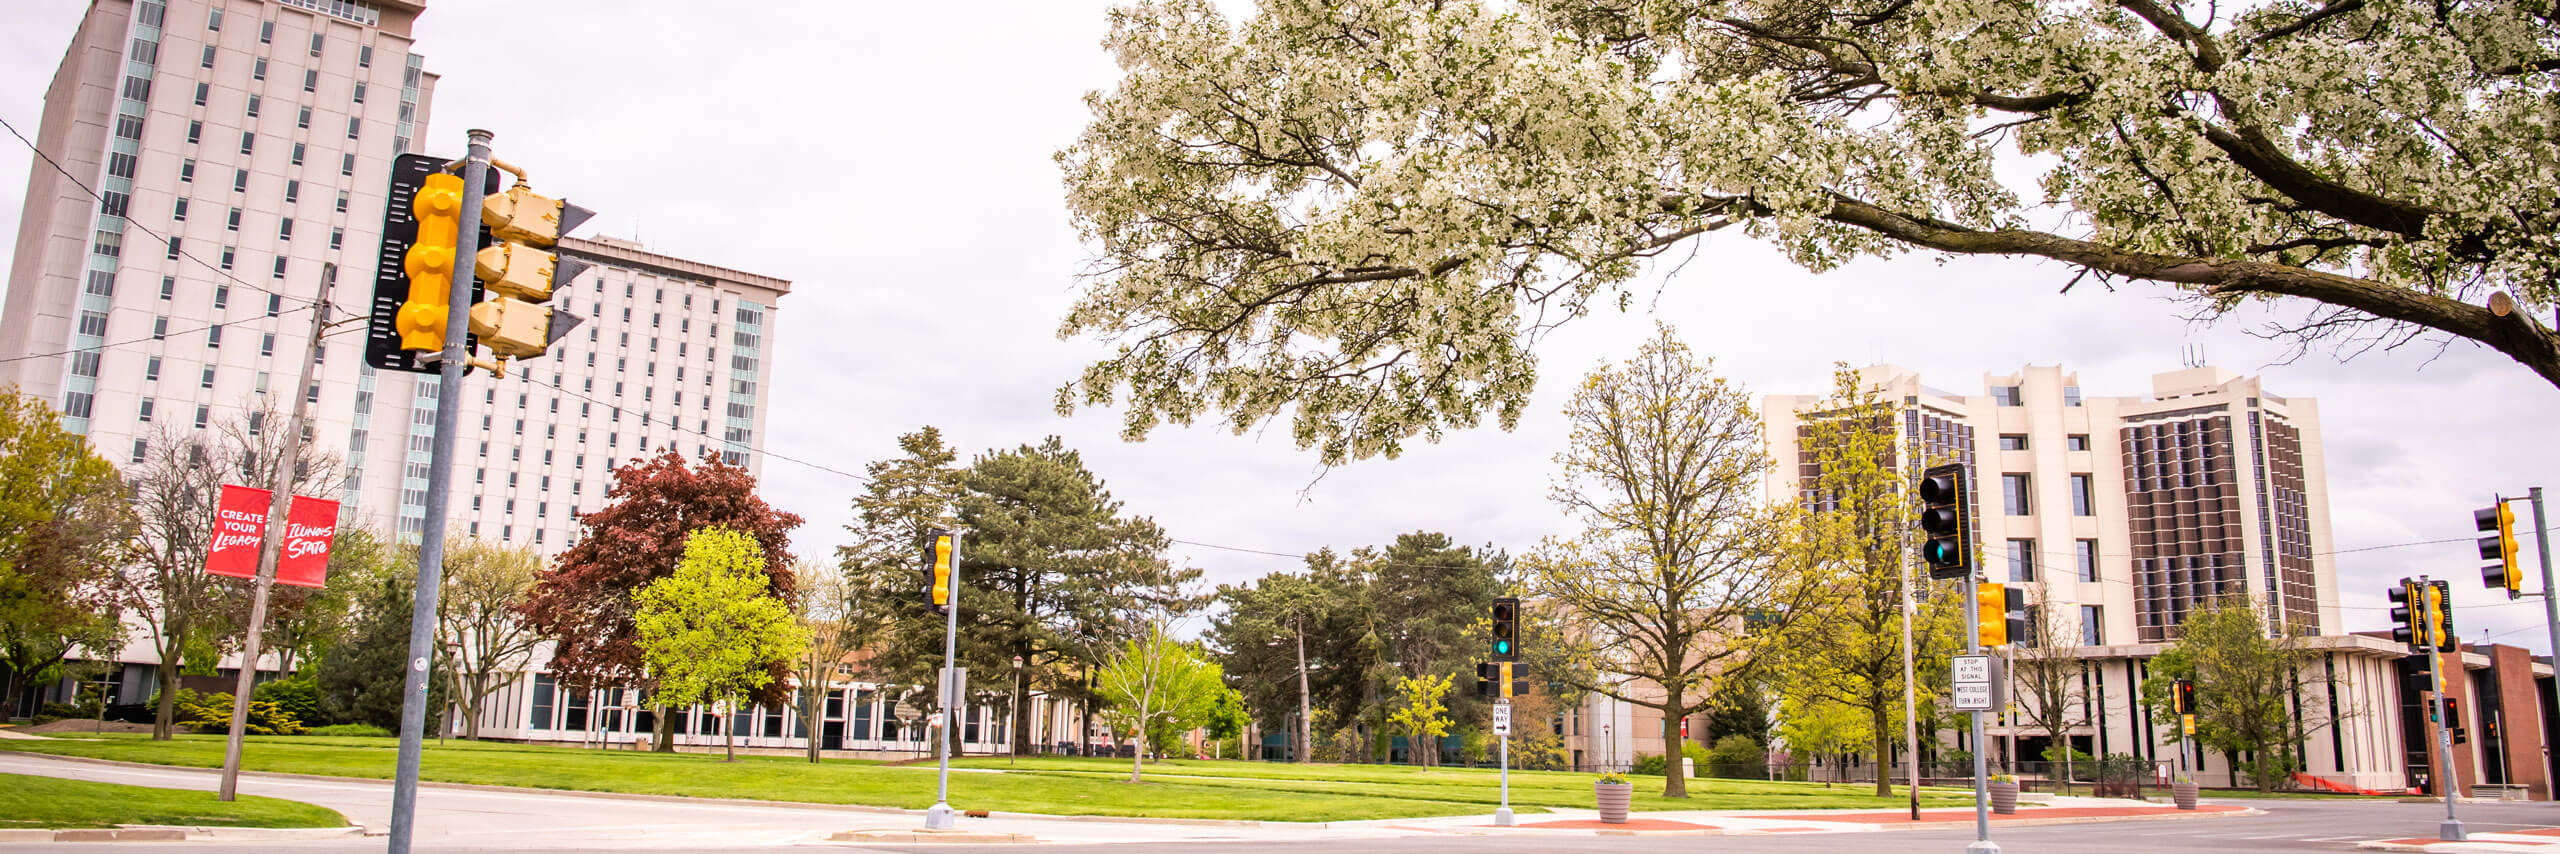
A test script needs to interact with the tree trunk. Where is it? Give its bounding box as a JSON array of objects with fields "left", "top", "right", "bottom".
[
  {"left": 1871, "top": 708, "right": 1893, "bottom": 797},
  {"left": 654, "top": 703, "right": 677, "bottom": 752},
  {"left": 1, "top": 667, "right": 22, "bottom": 720},
  {"left": 804, "top": 686, "right": 825, "bottom": 764},
  {"left": 1012, "top": 663, "right": 1033, "bottom": 757},
  {"left": 1661, "top": 694, "right": 1689, "bottom": 798},
  {"left": 1128, "top": 714, "right": 1146, "bottom": 782},
  {"left": 724, "top": 708, "right": 736, "bottom": 762},
  {"left": 151, "top": 643, "right": 181, "bottom": 741}
]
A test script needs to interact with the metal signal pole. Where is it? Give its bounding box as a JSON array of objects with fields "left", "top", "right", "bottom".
[{"left": 925, "top": 531, "right": 964, "bottom": 830}]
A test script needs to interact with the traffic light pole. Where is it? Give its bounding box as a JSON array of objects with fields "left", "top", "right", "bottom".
[
  {"left": 387, "top": 129, "right": 492, "bottom": 854},
  {"left": 216, "top": 263, "right": 336, "bottom": 801},
  {"left": 1964, "top": 570, "right": 1997, "bottom": 854},
  {"left": 2425, "top": 574, "right": 2465, "bottom": 842},
  {"left": 1496, "top": 731, "right": 1512, "bottom": 826},
  {"left": 2531, "top": 488, "right": 2560, "bottom": 754},
  {"left": 925, "top": 532, "right": 963, "bottom": 831}
]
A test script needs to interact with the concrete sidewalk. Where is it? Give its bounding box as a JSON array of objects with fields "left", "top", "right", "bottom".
[{"left": 2358, "top": 825, "right": 2560, "bottom": 852}]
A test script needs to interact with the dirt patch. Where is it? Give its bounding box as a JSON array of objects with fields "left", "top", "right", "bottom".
[{"left": 14, "top": 719, "right": 154, "bottom": 735}]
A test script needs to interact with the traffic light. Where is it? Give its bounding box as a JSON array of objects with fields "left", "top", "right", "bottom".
[
  {"left": 464, "top": 172, "right": 592, "bottom": 372},
  {"left": 2172, "top": 679, "right": 2196, "bottom": 715},
  {"left": 370, "top": 153, "right": 496, "bottom": 374},
  {"left": 1919, "top": 463, "right": 1974, "bottom": 579},
  {"left": 2389, "top": 579, "right": 2428, "bottom": 650},
  {"left": 1491, "top": 596, "right": 1519, "bottom": 661},
  {"left": 1476, "top": 662, "right": 1500, "bottom": 700},
  {"left": 2430, "top": 580, "right": 2455, "bottom": 649},
  {"left": 1976, "top": 581, "right": 2024, "bottom": 647},
  {"left": 2479, "top": 503, "right": 2521, "bottom": 598},
  {"left": 925, "top": 531, "right": 955, "bottom": 616},
  {"left": 1499, "top": 662, "right": 1515, "bottom": 699}
]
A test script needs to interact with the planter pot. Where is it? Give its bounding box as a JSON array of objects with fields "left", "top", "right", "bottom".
[
  {"left": 1595, "top": 782, "right": 1634, "bottom": 824},
  {"left": 2172, "top": 781, "right": 2199, "bottom": 810},
  {"left": 1988, "top": 780, "right": 2019, "bottom": 815}
]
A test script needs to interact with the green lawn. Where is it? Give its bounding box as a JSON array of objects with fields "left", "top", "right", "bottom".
[
  {"left": 0, "top": 772, "right": 347, "bottom": 829},
  {"left": 0, "top": 733, "right": 1964, "bottom": 821}
]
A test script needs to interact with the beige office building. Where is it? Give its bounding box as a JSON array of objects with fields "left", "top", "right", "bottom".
[{"left": 2, "top": 0, "right": 787, "bottom": 552}]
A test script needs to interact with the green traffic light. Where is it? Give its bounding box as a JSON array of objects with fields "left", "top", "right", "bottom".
[{"left": 1494, "top": 640, "right": 1511, "bottom": 655}]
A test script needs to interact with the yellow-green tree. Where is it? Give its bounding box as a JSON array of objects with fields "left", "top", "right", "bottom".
[
  {"left": 1523, "top": 325, "right": 1792, "bottom": 798},
  {"left": 634, "top": 527, "right": 808, "bottom": 761},
  {"left": 1764, "top": 365, "right": 1963, "bottom": 797},
  {"left": 1776, "top": 693, "right": 1869, "bottom": 786},
  {"left": 435, "top": 537, "right": 544, "bottom": 740},
  {"left": 0, "top": 388, "right": 132, "bottom": 719},
  {"left": 1096, "top": 619, "right": 1228, "bottom": 782},
  {"left": 1385, "top": 673, "right": 1453, "bottom": 767},
  {"left": 2139, "top": 596, "right": 2337, "bottom": 791}
]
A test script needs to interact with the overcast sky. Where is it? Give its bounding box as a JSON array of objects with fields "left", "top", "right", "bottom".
[{"left": 7, "top": 0, "right": 2558, "bottom": 653}]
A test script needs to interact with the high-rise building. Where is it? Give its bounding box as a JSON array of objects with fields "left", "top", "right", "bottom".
[
  {"left": 1763, "top": 363, "right": 2340, "bottom": 642},
  {"left": 2, "top": 0, "right": 788, "bottom": 550}
]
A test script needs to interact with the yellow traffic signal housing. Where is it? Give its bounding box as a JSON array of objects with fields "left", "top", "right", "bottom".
[
  {"left": 1977, "top": 581, "right": 2008, "bottom": 647},
  {"left": 474, "top": 241, "right": 588, "bottom": 302},
  {"left": 395, "top": 172, "right": 465, "bottom": 351},
  {"left": 466, "top": 297, "right": 579, "bottom": 361},
  {"left": 2479, "top": 503, "right": 2522, "bottom": 597},
  {"left": 2421, "top": 580, "right": 2449, "bottom": 651},
  {"left": 927, "top": 532, "right": 955, "bottom": 614},
  {"left": 481, "top": 182, "right": 593, "bottom": 246},
  {"left": 1498, "top": 662, "right": 1514, "bottom": 699}
]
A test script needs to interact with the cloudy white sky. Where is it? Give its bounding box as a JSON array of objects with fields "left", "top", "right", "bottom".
[{"left": 7, "top": 1, "right": 2558, "bottom": 653}]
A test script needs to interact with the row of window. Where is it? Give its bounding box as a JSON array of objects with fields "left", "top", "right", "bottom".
[
  {"left": 1998, "top": 472, "right": 2098, "bottom": 517},
  {"left": 1995, "top": 433, "right": 2092, "bottom": 452}
]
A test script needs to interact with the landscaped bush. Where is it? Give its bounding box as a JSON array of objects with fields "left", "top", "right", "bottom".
[
  {"left": 175, "top": 692, "right": 305, "bottom": 735},
  {"left": 40, "top": 702, "right": 81, "bottom": 719},
  {"left": 1631, "top": 752, "right": 1667, "bottom": 775},
  {"left": 1706, "top": 735, "right": 1767, "bottom": 778},
  {"left": 306, "top": 723, "right": 391, "bottom": 737},
  {"left": 254, "top": 677, "right": 326, "bottom": 728}
]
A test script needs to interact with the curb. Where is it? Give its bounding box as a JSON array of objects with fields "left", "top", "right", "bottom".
[{"left": 832, "top": 829, "right": 1038, "bottom": 844}]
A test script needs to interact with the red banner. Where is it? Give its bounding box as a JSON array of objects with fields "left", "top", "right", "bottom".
[{"left": 204, "top": 485, "right": 339, "bottom": 588}]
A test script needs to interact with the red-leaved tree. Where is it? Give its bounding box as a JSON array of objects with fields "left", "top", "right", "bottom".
[{"left": 520, "top": 450, "right": 802, "bottom": 751}]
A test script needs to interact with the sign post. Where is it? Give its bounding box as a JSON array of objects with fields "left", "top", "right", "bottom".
[{"left": 1492, "top": 699, "right": 1513, "bottom": 826}]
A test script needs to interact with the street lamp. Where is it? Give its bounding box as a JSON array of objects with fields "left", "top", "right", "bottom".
[{"left": 1011, "top": 656, "right": 1025, "bottom": 766}]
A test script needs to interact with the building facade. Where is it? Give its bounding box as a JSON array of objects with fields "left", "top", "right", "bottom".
[{"left": 1759, "top": 364, "right": 2552, "bottom": 797}]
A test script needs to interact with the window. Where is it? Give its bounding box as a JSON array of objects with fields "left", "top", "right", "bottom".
[
  {"left": 2074, "top": 540, "right": 2098, "bottom": 582},
  {"left": 284, "top": 179, "right": 299, "bottom": 203},
  {"left": 305, "top": 69, "right": 319, "bottom": 93},
  {"left": 260, "top": 333, "right": 275, "bottom": 356},
  {"left": 340, "top": 153, "right": 355, "bottom": 176},
  {"left": 145, "top": 357, "right": 160, "bottom": 380},
  {"left": 278, "top": 217, "right": 294, "bottom": 240},
  {"left": 232, "top": 168, "right": 247, "bottom": 192},
  {"left": 207, "top": 325, "right": 222, "bottom": 348},
  {"left": 2070, "top": 474, "right": 2094, "bottom": 517},
  {"left": 352, "top": 82, "right": 366, "bottom": 103},
  {"left": 2007, "top": 539, "right": 2036, "bottom": 582},
  {"left": 2080, "top": 605, "right": 2102, "bottom": 646},
  {"left": 214, "top": 285, "right": 229, "bottom": 308},
  {"left": 157, "top": 276, "right": 173, "bottom": 300},
  {"left": 186, "top": 120, "right": 202, "bottom": 144},
  {"left": 193, "top": 82, "right": 209, "bottom": 106},
  {"left": 334, "top": 190, "right": 348, "bottom": 212},
  {"left": 172, "top": 198, "right": 189, "bottom": 221},
  {"left": 179, "top": 159, "right": 194, "bottom": 182},
  {"left": 2064, "top": 386, "right": 2083, "bottom": 407},
  {"left": 259, "top": 19, "right": 274, "bottom": 43},
  {"left": 153, "top": 316, "right": 168, "bottom": 339},
  {"left": 246, "top": 94, "right": 261, "bottom": 117},
  {"left": 193, "top": 405, "right": 210, "bottom": 428},
  {"left": 106, "top": 151, "right": 137, "bottom": 180},
  {"left": 1998, "top": 434, "right": 2028, "bottom": 451},
  {"left": 329, "top": 227, "right": 342, "bottom": 249},
  {"left": 218, "top": 246, "right": 234, "bottom": 269},
  {"left": 165, "top": 237, "right": 182, "bottom": 260},
  {"left": 2067, "top": 434, "right": 2090, "bottom": 452},
  {"left": 346, "top": 115, "right": 359, "bottom": 138},
  {"left": 207, "top": 8, "right": 222, "bottom": 29},
  {"left": 200, "top": 366, "right": 216, "bottom": 388},
  {"left": 200, "top": 43, "right": 216, "bottom": 68},
  {"left": 2002, "top": 473, "right": 2032, "bottom": 516},
  {"left": 131, "top": 438, "right": 147, "bottom": 464},
  {"left": 309, "top": 32, "right": 324, "bottom": 56},
  {"left": 296, "top": 106, "right": 311, "bottom": 129},
  {"left": 252, "top": 57, "right": 267, "bottom": 80},
  {"left": 226, "top": 207, "right": 241, "bottom": 231},
  {"left": 272, "top": 257, "right": 288, "bottom": 278},
  {"left": 138, "top": 398, "right": 155, "bottom": 423},
  {"left": 1992, "top": 385, "right": 2023, "bottom": 406},
  {"left": 358, "top": 44, "right": 372, "bottom": 67}
]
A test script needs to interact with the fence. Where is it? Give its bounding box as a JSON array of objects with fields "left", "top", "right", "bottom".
[{"left": 1686, "top": 757, "right": 2178, "bottom": 798}]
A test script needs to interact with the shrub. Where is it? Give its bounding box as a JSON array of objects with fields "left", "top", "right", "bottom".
[
  {"left": 307, "top": 723, "right": 392, "bottom": 737},
  {"left": 38, "top": 702, "right": 81, "bottom": 719},
  {"left": 1631, "top": 752, "right": 1667, "bottom": 775},
  {"left": 1706, "top": 735, "right": 1767, "bottom": 778},
  {"left": 254, "top": 676, "right": 326, "bottom": 728},
  {"left": 175, "top": 692, "right": 305, "bottom": 735}
]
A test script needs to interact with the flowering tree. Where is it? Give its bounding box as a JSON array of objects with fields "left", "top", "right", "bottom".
[
  {"left": 1060, "top": 0, "right": 2560, "bottom": 465},
  {"left": 634, "top": 527, "right": 807, "bottom": 762}
]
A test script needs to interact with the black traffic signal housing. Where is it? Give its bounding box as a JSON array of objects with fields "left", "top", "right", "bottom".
[
  {"left": 1491, "top": 596, "right": 1520, "bottom": 661},
  {"left": 924, "top": 531, "right": 955, "bottom": 616},
  {"left": 2172, "top": 679, "right": 2196, "bottom": 716},
  {"left": 1476, "top": 662, "right": 1500, "bottom": 700},
  {"left": 2444, "top": 696, "right": 2467, "bottom": 744},
  {"left": 1919, "top": 463, "right": 1974, "bottom": 579},
  {"left": 2388, "top": 579, "right": 2428, "bottom": 650},
  {"left": 368, "top": 153, "right": 497, "bottom": 373},
  {"left": 2480, "top": 503, "right": 2522, "bottom": 598},
  {"left": 465, "top": 172, "right": 592, "bottom": 373}
]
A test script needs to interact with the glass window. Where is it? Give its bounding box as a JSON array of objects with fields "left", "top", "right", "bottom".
[
  {"left": 232, "top": 168, "right": 248, "bottom": 191},
  {"left": 2080, "top": 605, "right": 2102, "bottom": 646},
  {"left": 2007, "top": 539, "right": 2035, "bottom": 582},
  {"left": 179, "top": 159, "right": 194, "bottom": 182},
  {"left": 359, "top": 44, "right": 372, "bottom": 67},
  {"left": 309, "top": 32, "right": 324, "bottom": 56},
  {"left": 340, "top": 153, "right": 355, "bottom": 176},
  {"left": 305, "top": 69, "right": 318, "bottom": 93},
  {"left": 193, "top": 82, "right": 208, "bottom": 106},
  {"left": 138, "top": 398, "right": 154, "bottom": 422},
  {"left": 201, "top": 43, "right": 216, "bottom": 67},
  {"left": 208, "top": 7, "right": 222, "bottom": 29},
  {"left": 2067, "top": 434, "right": 2090, "bottom": 452},
  {"left": 2003, "top": 474, "right": 2032, "bottom": 516},
  {"left": 246, "top": 94, "right": 261, "bottom": 116},
  {"left": 353, "top": 82, "right": 366, "bottom": 103},
  {"left": 2070, "top": 474, "right": 2094, "bottom": 516},
  {"left": 145, "top": 357, "right": 161, "bottom": 380},
  {"left": 186, "top": 120, "right": 202, "bottom": 144},
  {"left": 1998, "top": 434, "right": 2027, "bottom": 451},
  {"left": 259, "top": 20, "right": 274, "bottom": 43},
  {"left": 1993, "top": 386, "right": 2023, "bottom": 406},
  {"left": 346, "top": 115, "right": 360, "bottom": 138},
  {"left": 252, "top": 57, "right": 267, "bottom": 80},
  {"left": 530, "top": 675, "right": 555, "bottom": 730},
  {"left": 172, "top": 198, "right": 188, "bottom": 221},
  {"left": 2075, "top": 539, "right": 2098, "bottom": 582}
]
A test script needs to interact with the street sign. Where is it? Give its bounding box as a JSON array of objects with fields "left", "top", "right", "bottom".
[
  {"left": 1951, "top": 654, "right": 1995, "bottom": 712},
  {"left": 1491, "top": 700, "right": 1512, "bottom": 736}
]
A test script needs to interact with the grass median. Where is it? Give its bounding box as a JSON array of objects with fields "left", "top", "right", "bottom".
[
  {"left": 0, "top": 733, "right": 1963, "bottom": 821},
  {"left": 0, "top": 772, "right": 348, "bottom": 829}
]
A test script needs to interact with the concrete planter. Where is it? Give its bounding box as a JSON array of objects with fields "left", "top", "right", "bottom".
[
  {"left": 1595, "top": 782, "right": 1634, "bottom": 824},
  {"left": 1988, "top": 779, "right": 2019, "bottom": 814},
  {"left": 2173, "top": 780, "right": 2199, "bottom": 810}
]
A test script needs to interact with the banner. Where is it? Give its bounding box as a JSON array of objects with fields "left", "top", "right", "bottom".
[{"left": 203, "top": 485, "right": 340, "bottom": 588}]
